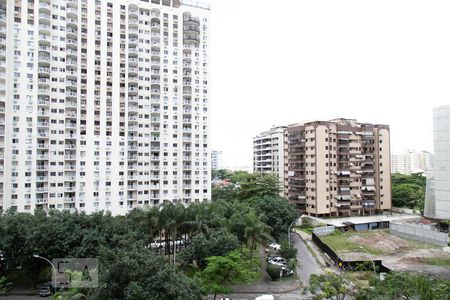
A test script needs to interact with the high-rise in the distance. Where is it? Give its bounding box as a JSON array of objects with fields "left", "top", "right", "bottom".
[
  {"left": 0, "top": 0, "right": 211, "bottom": 215},
  {"left": 391, "top": 149, "right": 433, "bottom": 175},
  {"left": 253, "top": 126, "right": 287, "bottom": 195},
  {"left": 211, "top": 150, "right": 222, "bottom": 171}
]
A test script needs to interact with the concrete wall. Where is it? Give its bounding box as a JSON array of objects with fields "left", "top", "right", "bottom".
[
  {"left": 391, "top": 207, "right": 421, "bottom": 215},
  {"left": 313, "top": 226, "right": 336, "bottom": 236},
  {"left": 390, "top": 221, "right": 450, "bottom": 246}
]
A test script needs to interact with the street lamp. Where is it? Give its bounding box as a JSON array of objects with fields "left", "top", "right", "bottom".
[
  {"left": 358, "top": 246, "right": 376, "bottom": 274},
  {"left": 288, "top": 219, "right": 298, "bottom": 247},
  {"left": 33, "top": 255, "right": 57, "bottom": 290}
]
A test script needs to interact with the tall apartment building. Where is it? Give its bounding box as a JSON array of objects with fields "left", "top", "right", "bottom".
[
  {"left": 285, "top": 119, "right": 391, "bottom": 217},
  {"left": 391, "top": 149, "right": 433, "bottom": 175},
  {"left": 211, "top": 150, "right": 222, "bottom": 170},
  {"left": 425, "top": 105, "right": 450, "bottom": 220},
  {"left": 0, "top": 0, "right": 211, "bottom": 215},
  {"left": 253, "top": 126, "right": 286, "bottom": 195}
]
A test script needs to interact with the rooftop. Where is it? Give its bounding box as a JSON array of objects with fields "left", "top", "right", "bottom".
[
  {"left": 310, "top": 214, "right": 420, "bottom": 228},
  {"left": 181, "top": 0, "right": 210, "bottom": 10}
]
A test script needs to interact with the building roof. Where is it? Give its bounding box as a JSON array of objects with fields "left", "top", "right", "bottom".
[{"left": 310, "top": 214, "right": 420, "bottom": 228}]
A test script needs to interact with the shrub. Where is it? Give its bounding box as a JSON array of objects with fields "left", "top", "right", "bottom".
[
  {"left": 279, "top": 240, "right": 297, "bottom": 260},
  {"left": 266, "top": 264, "right": 282, "bottom": 281}
]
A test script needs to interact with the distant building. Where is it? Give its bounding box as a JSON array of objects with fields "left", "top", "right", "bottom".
[
  {"left": 391, "top": 149, "right": 433, "bottom": 175},
  {"left": 211, "top": 150, "right": 223, "bottom": 170},
  {"left": 253, "top": 126, "right": 287, "bottom": 195},
  {"left": 285, "top": 118, "right": 391, "bottom": 217},
  {"left": 425, "top": 105, "right": 450, "bottom": 220}
]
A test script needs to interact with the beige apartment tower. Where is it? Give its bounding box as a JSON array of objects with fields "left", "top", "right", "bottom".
[{"left": 285, "top": 119, "right": 391, "bottom": 217}]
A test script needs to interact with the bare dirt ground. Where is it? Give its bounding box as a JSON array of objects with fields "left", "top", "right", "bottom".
[{"left": 335, "top": 230, "right": 450, "bottom": 278}]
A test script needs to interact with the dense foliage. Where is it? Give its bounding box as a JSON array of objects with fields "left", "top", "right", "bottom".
[
  {"left": 306, "top": 270, "right": 450, "bottom": 300},
  {"left": 0, "top": 170, "right": 299, "bottom": 298},
  {"left": 356, "top": 272, "right": 450, "bottom": 300},
  {"left": 391, "top": 173, "right": 426, "bottom": 210}
]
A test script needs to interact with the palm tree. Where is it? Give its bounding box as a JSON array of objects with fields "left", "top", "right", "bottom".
[
  {"left": 146, "top": 206, "right": 160, "bottom": 247},
  {"left": 243, "top": 211, "right": 272, "bottom": 267},
  {"left": 159, "top": 202, "right": 187, "bottom": 265}
]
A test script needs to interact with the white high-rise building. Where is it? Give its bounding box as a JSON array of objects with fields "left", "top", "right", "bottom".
[
  {"left": 211, "top": 150, "right": 222, "bottom": 170},
  {"left": 391, "top": 149, "right": 433, "bottom": 175},
  {"left": 253, "top": 126, "right": 287, "bottom": 195},
  {"left": 425, "top": 105, "right": 450, "bottom": 220},
  {"left": 0, "top": 0, "right": 211, "bottom": 215}
]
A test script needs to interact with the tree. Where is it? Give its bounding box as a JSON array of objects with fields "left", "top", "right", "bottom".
[
  {"left": 279, "top": 240, "right": 297, "bottom": 260},
  {"left": 243, "top": 211, "right": 272, "bottom": 266},
  {"left": 0, "top": 276, "right": 11, "bottom": 295},
  {"left": 95, "top": 245, "right": 202, "bottom": 300},
  {"left": 211, "top": 169, "right": 232, "bottom": 180},
  {"left": 391, "top": 173, "right": 426, "bottom": 210},
  {"left": 304, "top": 271, "right": 352, "bottom": 300},
  {"left": 356, "top": 272, "right": 450, "bottom": 300},
  {"left": 179, "top": 229, "right": 239, "bottom": 269},
  {"left": 238, "top": 173, "right": 280, "bottom": 203},
  {"left": 254, "top": 196, "right": 298, "bottom": 241},
  {"left": 199, "top": 251, "right": 253, "bottom": 300}
]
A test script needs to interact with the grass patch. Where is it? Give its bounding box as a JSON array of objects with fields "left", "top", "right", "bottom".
[
  {"left": 320, "top": 231, "right": 382, "bottom": 256},
  {"left": 424, "top": 257, "right": 450, "bottom": 267},
  {"left": 294, "top": 226, "right": 314, "bottom": 235}
]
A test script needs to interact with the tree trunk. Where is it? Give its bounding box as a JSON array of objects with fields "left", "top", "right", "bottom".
[
  {"left": 213, "top": 291, "right": 217, "bottom": 300},
  {"left": 250, "top": 238, "right": 255, "bottom": 267},
  {"left": 173, "top": 229, "right": 177, "bottom": 265}
]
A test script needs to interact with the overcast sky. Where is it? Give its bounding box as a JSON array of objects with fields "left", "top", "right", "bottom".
[{"left": 205, "top": 0, "right": 450, "bottom": 169}]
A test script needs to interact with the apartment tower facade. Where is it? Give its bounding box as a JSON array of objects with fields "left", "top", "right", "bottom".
[
  {"left": 285, "top": 119, "right": 391, "bottom": 217},
  {"left": 425, "top": 105, "right": 450, "bottom": 220},
  {"left": 253, "top": 126, "right": 287, "bottom": 195},
  {"left": 0, "top": 0, "right": 211, "bottom": 214}
]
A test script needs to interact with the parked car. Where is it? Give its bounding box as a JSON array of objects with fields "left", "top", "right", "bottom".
[
  {"left": 39, "top": 283, "right": 54, "bottom": 297},
  {"left": 281, "top": 266, "right": 294, "bottom": 277},
  {"left": 268, "top": 257, "right": 287, "bottom": 266},
  {"left": 267, "top": 242, "right": 281, "bottom": 251},
  {"left": 255, "top": 295, "right": 274, "bottom": 300}
]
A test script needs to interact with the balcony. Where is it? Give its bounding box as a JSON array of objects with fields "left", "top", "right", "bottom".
[
  {"left": 65, "top": 143, "right": 76, "bottom": 150},
  {"left": 67, "top": 18, "right": 78, "bottom": 27},
  {"left": 36, "top": 187, "right": 49, "bottom": 193},
  {"left": 36, "top": 165, "right": 49, "bottom": 171},
  {"left": 39, "top": 13, "right": 51, "bottom": 22}
]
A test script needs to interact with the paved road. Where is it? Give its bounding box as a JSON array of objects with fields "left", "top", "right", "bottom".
[
  {"left": 0, "top": 296, "right": 42, "bottom": 299},
  {"left": 210, "top": 291, "right": 312, "bottom": 300},
  {"left": 291, "top": 232, "right": 323, "bottom": 285}
]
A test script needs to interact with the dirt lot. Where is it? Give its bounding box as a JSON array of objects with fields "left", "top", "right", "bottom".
[{"left": 320, "top": 229, "right": 450, "bottom": 278}]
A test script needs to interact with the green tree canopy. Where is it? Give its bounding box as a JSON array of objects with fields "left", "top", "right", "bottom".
[{"left": 199, "top": 250, "right": 253, "bottom": 300}]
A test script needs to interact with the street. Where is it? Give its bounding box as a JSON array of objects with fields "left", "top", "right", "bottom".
[
  {"left": 291, "top": 232, "right": 323, "bottom": 285},
  {"left": 212, "top": 291, "right": 312, "bottom": 300}
]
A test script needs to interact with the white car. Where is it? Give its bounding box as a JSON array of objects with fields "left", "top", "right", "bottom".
[
  {"left": 268, "top": 242, "right": 281, "bottom": 251},
  {"left": 268, "top": 257, "right": 287, "bottom": 266},
  {"left": 255, "top": 295, "right": 274, "bottom": 300}
]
